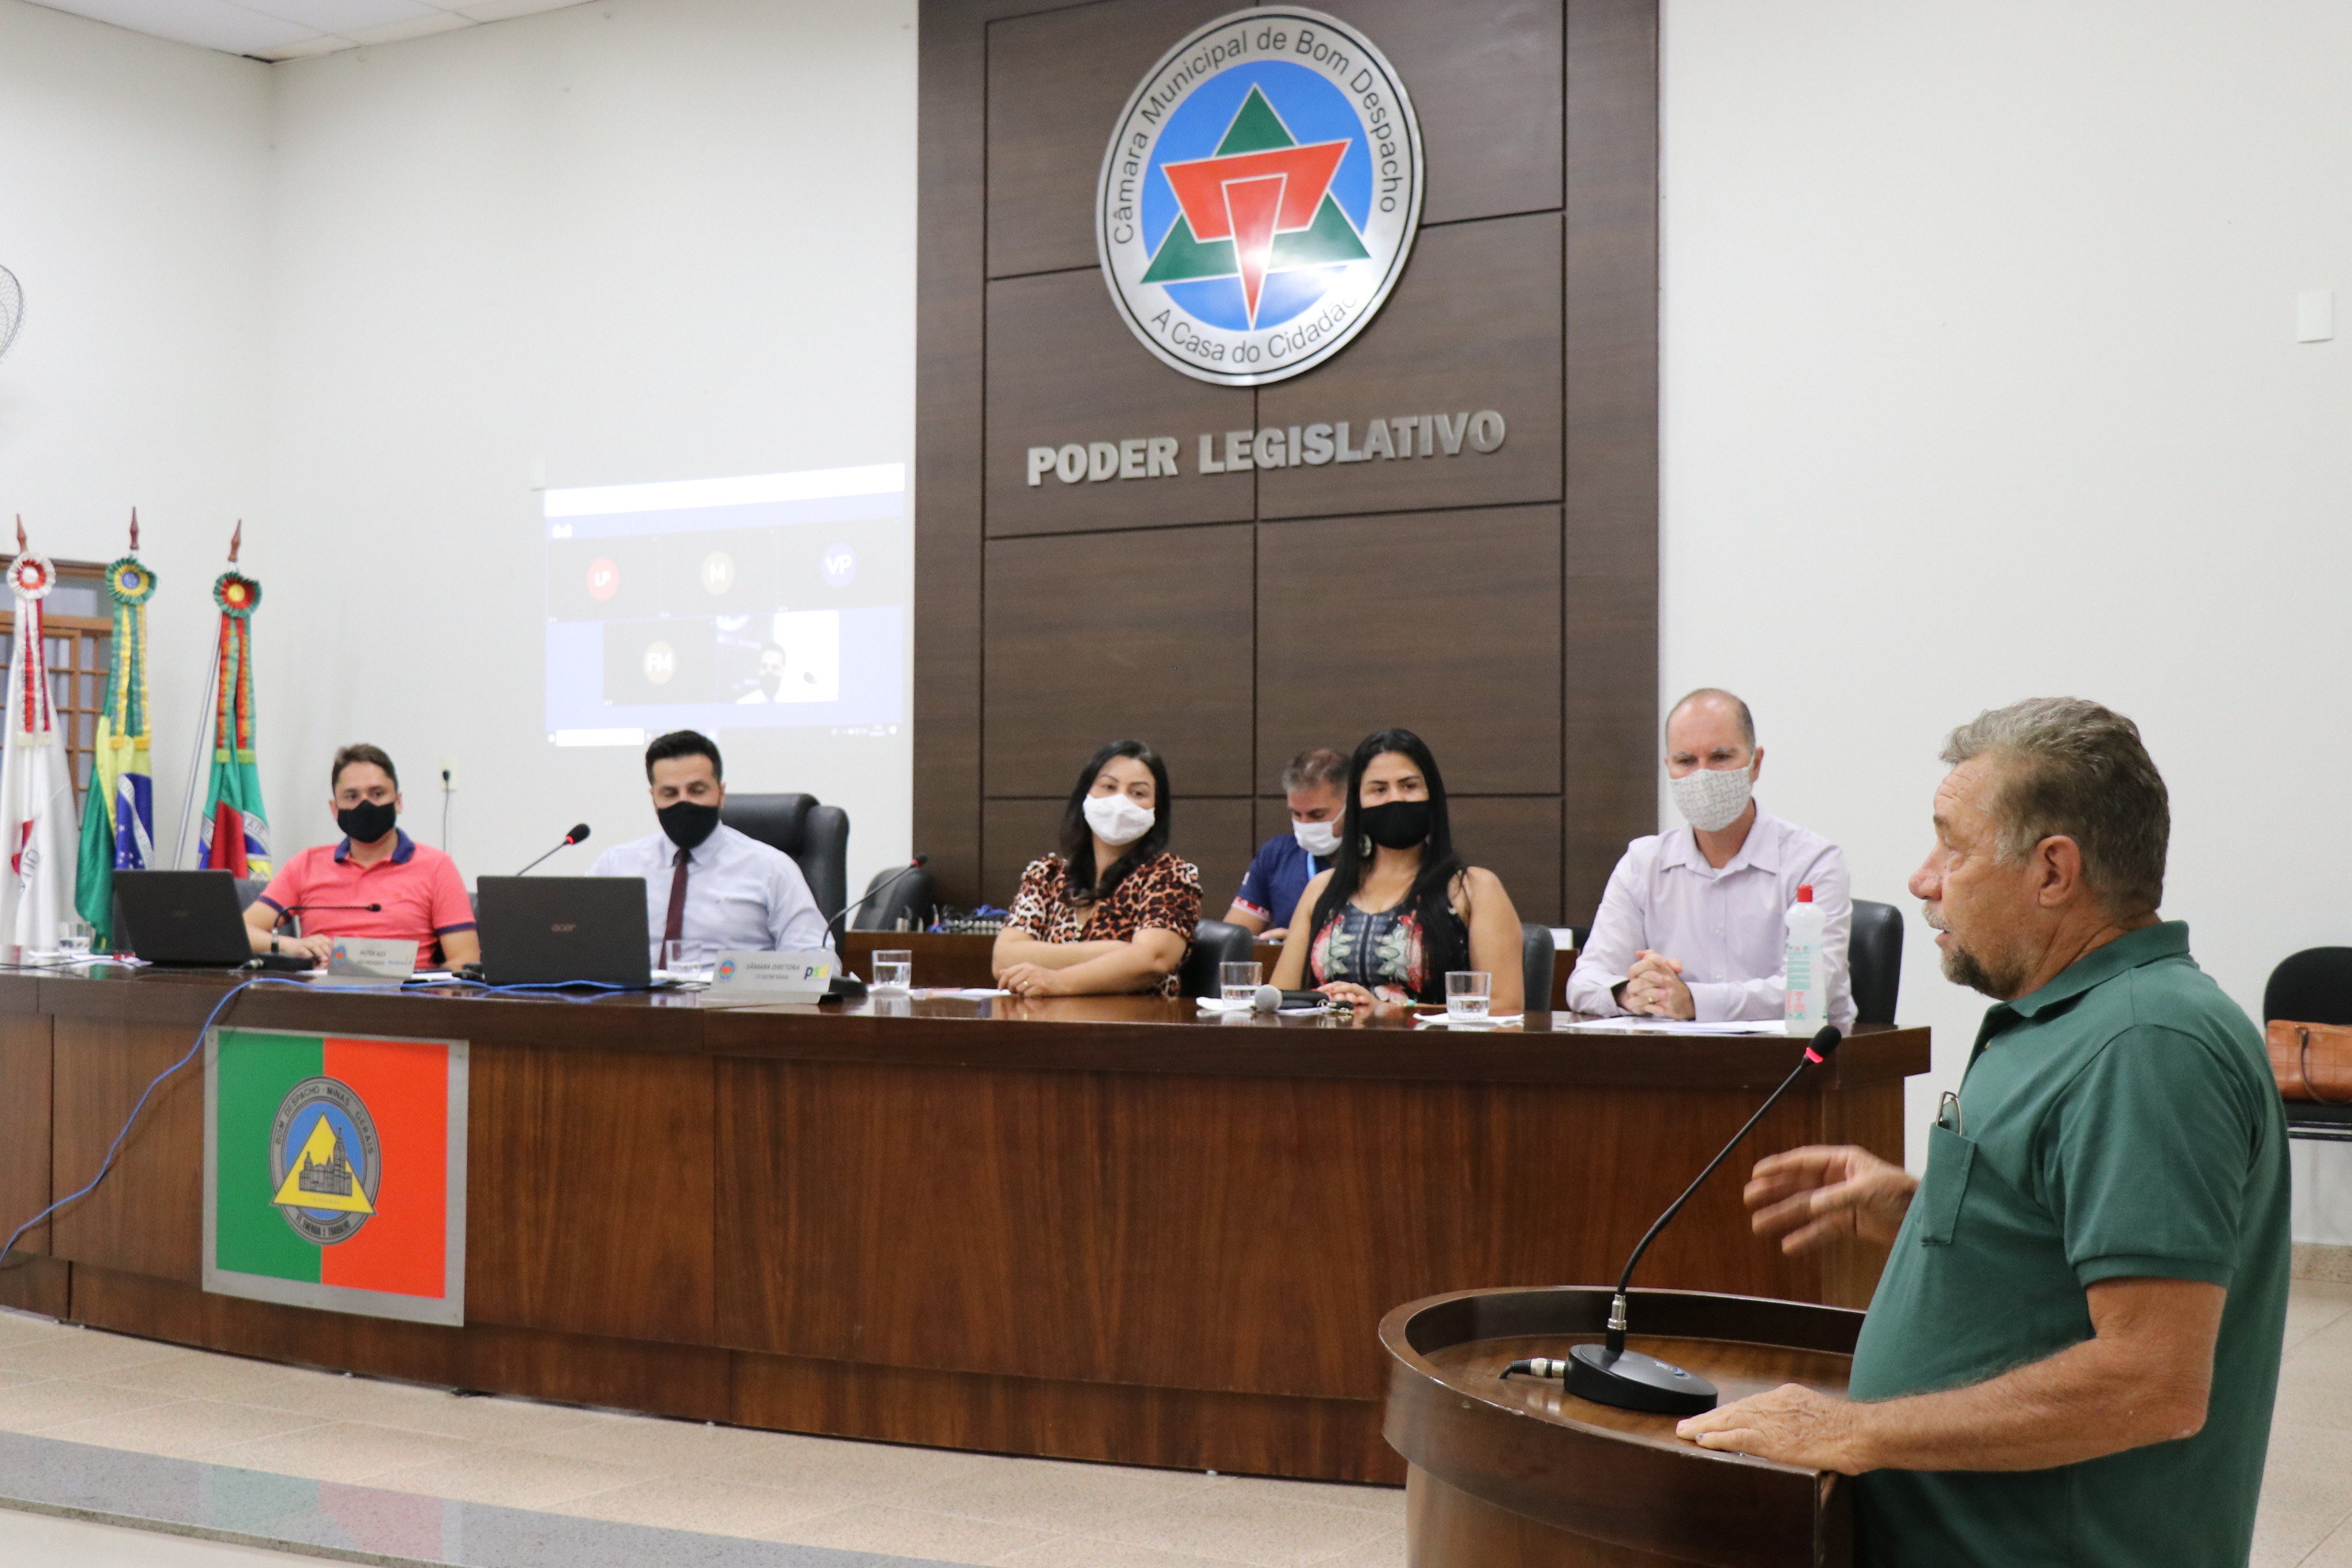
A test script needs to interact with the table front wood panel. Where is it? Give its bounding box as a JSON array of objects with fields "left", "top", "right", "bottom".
[{"left": 0, "top": 1013, "right": 51, "bottom": 1258}]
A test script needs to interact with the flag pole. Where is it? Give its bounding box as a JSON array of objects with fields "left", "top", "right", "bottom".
[{"left": 169, "top": 525, "right": 236, "bottom": 867}]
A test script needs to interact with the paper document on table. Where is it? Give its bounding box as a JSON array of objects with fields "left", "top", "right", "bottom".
[
  {"left": 1555, "top": 1018, "right": 1794, "bottom": 1035},
  {"left": 914, "top": 986, "right": 1011, "bottom": 999},
  {"left": 1415, "top": 1013, "right": 1525, "bottom": 1028}
]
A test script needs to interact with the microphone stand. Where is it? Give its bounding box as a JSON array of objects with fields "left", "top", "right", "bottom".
[
  {"left": 1504, "top": 1025, "right": 1843, "bottom": 1415},
  {"left": 814, "top": 858, "right": 928, "bottom": 1002}
]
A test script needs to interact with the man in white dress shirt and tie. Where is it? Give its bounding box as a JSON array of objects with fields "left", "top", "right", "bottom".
[
  {"left": 591, "top": 729, "right": 833, "bottom": 961},
  {"left": 1568, "top": 688, "right": 1855, "bottom": 1031}
]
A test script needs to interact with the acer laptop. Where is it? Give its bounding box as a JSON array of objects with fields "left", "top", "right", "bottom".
[
  {"left": 473, "top": 876, "right": 650, "bottom": 986},
  {"left": 114, "top": 869, "right": 309, "bottom": 971}
]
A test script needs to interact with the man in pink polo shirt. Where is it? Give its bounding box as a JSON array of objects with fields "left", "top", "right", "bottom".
[{"left": 243, "top": 744, "right": 479, "bottom": 972}]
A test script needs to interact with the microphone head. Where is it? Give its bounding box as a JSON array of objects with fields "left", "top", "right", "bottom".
[
  {"left": 1808, "top": 1024, "right": 1843, "bottom": 1059},
  {"left": 910, "top": 853, "right": 929, "bottom": 867},
  {"left": 565, "top": 823, "right": 591, "bottom": 845},
  {"left": 1253, "top": 983, "right": 1282, "bottom": 1013}
]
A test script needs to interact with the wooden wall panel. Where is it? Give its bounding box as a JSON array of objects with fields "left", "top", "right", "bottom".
[
  {"left": 0, "top": 1014, "right": 51, "bottom": 1260},
  {"left": 464, "top": 1045, "right": 715, "bottom": 1345},
  {"left": 1449, "top": 797, "right": 1566, "bottom": 927},
  {"left": 1308, "top": 0, "right": 1564, "bottom": 226},
  {"left": 983, "top": 526, "right": 1256, "bottom": 796},
  {"left": 986, "top": 0, "right": 1238, "bottom": 279},
  {"left": 1257, "top": 507, "right": 1562, "bottom": 795},
  {"left": 1257, "top": 214, "right": 1563, "bottom": 519},
  {"left": 982, "top": 797, "right": 1070, "bottom": 906},
  {"left": 985, "top": 270, "right": 1256, "bottom": 537},
  {"left": 48, "top": 1019, "right": 203, "bottom": 1283}
]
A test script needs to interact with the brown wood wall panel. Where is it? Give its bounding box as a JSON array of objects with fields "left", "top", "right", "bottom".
[
  {"left": 1447, "top": 797, "right": 1566, "bottom": 927},
  {"left": 1182, "top": 797, "right": 1260, "bottom": 925},
  {"left": 713, "top": 1058, "right": 1842, "bottom": 1401},
  {"left": 982, "top": 797, "right": 1070, "bottom": 906},
  {"left": 1306, "top": 0, "right": 1565, "bottom": 226},
  {"left": 1257, "top": 507, "right": 1562, "bottom": 795},
  {"left": 986, "top": 0, "right": 1239, "bottom": 280},
  {"left": 464, "top": 1046, "right": 716, "bottom": 1345},
  {"left": 983, "top": 526, "right": 1257, "bottom": 797},
  {"left": 0, "top": 1014, "right": 51, "bottom": 1259},
  {"left": 985, "top": 270, "right": 1256, "bottom": 537},
  {"left": 733, "top": 1347, "right": 1395, "bottom": 1482},
  {"left": 1257, "top": 214, "right": 1563, "bottom": 518},
  {"left": 48, "top": 1020, "right": 202, "bottom": 1283},
  {"left": 1560, "top": 0, "right": 1660, "bottom": 923}
]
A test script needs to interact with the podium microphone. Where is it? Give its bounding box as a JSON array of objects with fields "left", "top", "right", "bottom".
[
  {"left": 1503, "top": 1024, "right": 1844, "bottom": 1415},
  {"left": 514, "top": 824, "right": 591, "bottom": 876}
]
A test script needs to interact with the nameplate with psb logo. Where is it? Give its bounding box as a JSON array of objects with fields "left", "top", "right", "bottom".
[{"left": 706, "top": 950, "right": 835, "bottom": 1004}]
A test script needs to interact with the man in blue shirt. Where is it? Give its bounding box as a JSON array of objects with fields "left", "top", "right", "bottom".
[{"left": 1225, "top": 748, "right": 1348, "bottom": 940}]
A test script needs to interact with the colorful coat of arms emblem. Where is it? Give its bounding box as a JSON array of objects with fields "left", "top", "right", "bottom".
[{"left": 1097, "top": 7, "right": 1423, "bottom": 386}]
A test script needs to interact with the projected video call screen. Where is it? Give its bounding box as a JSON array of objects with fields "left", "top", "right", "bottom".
[{"left": 542, "top": 465, "right": 906, "bottom": 744}]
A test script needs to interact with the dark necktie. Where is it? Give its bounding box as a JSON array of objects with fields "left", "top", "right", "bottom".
[{"left": 663, "top": 847, "right": 690, "bottom": 947}]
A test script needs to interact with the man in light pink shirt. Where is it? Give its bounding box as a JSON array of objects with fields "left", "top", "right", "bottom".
[{"left": 1567, "top": 688, "right": 1855, "bottom": 1031}]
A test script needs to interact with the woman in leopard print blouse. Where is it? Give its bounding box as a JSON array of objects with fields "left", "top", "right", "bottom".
[{"left": 993, "top": 740, "right": 1200, "bottom": 998}]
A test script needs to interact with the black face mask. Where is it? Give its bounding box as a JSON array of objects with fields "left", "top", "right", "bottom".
[
  {"left": 1359, "top": 799, "right": 1433, "bottom": 851},
  {"left": 658, "top": 800, "right": 722, "bottom": 850},
  {"left": 337, "top": 800, "right": 398, "bottom": 846}
]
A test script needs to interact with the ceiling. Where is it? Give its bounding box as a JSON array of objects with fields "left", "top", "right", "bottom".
[{"left": 26, "top": 0, "right": 596, "bottom": 62}]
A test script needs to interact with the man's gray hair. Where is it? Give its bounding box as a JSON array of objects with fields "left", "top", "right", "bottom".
[
  {"left": 1666, "top": 688, "right": 1756, "bottom": 750},
  {"left": 1280, "top": 747, "right": 1349, "bottom": 793},
  {"left": 1940, "top": 698, "right": 2168, "bottom": 917}
]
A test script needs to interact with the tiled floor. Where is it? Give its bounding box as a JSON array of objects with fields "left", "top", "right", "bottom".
[
  {"left": 2, "top": 1283, "right": 2350, "bottom": 1566},
  {"left": 0, "top": 1510, "right": 350, "bottom": 1567}
]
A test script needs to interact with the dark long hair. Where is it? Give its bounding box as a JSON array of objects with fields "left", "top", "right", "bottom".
[
  {"left": 1057, "top": 739, "right": 1173, "bottom": 905},
  {"left": 1308, "top": 728, "right": 1468, "bottom": 973}
]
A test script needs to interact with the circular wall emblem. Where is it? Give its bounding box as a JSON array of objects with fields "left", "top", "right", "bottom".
[
  {"left": 269, "top": 1076, "right": 382, "bottom": 1246},
  {"left": 1097, "top": 7, "right": 1423, "bottom": 386}
]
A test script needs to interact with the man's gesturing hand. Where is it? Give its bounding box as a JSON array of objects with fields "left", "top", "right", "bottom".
[
  {"left": 1746, "top": 1145, "right": 1918, "bottom": 1253},
  {"left": 1676, "top": 1383, "right": 1869, "bottom": 1472}
]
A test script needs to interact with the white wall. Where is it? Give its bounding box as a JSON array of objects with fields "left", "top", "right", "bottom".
[
  {"left": 1660, "top": 1, "right": 2352, "bottom": 1195},
  {"left": 0, "top": 0, "right": 271, "bottom": 855},
  {"left": 258, "top": 0, "right": 918, "bottom": 890}
]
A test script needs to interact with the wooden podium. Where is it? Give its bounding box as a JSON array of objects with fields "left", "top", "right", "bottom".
[{"left": 1382, "top": 1287, "right": 1864, "bottom": 1567}]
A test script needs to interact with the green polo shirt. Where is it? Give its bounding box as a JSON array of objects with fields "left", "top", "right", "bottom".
[{"left": 1847, "top": 922, "right": 2288, "bottom": 1566}]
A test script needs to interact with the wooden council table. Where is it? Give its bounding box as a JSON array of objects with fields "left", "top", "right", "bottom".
[{"left": 0, "top": 964, "right": 1925, "bottom": 1482}]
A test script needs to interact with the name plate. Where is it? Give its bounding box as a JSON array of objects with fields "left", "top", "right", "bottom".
[
  {"left": 707, "top": 949, "right": 834, "bottom": 1004},
  {"left": 315, "top": 936, "right": 414, "bottom": 986}
]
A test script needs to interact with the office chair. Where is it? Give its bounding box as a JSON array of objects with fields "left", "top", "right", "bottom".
[
  {"left": 720, "top": 793, "right": 850, "bottom": 934},
  {"left": 2263, "top": 948, "right": 2352, "bottom": 1140},
  {"left": 1521, "top": 922, "right": 1558, "bottom": 1013},
  {"left": 1849, "top": 899, "right": 1905, "bottom": 1027},
  {"left": 849, "top": 865, "right": 937, "bottom": 932},
  {"left": 1180, "top": 918, "right": 1257, "bottom": 1000}
]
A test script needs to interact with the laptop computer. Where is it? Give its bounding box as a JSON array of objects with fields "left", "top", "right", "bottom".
[
  {"left": 114, "top": 869, "right": 309, "bottom": 971},
  {"left": 473, "top": 876, "right": 650, "bottom": 986}
]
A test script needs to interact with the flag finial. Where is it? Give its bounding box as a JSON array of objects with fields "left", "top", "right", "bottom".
[
  {"left": 13, "top": 518, "right": 22, "bottom": 556},
  {"left": 227, "top": 520, "right": 242, "bottom": 564},
  {"left": 129, "top": 508, "right": 139, "bottom": 552}
]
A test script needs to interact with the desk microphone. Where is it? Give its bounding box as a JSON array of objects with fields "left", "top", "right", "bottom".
[
  {"left": 1502, "top": 1025, "right": 1843, "bottom": 1415},
  {"left": 819, "top": 854, "right": 929, "bottom": 942},
  {"left": 270, "top": 902, "right": 381, "bottom": 929},
  {"left": 514, "top": 824, "right": 591, "bottom": 876}
]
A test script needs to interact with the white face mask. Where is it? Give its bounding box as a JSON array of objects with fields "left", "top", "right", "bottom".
[
  {"left": 1083, "top": 792, "right": 1155, "bottom": 847},
  {"left": 1292, "top": 818, "right": 1341, "bottom": 858},
  {"left": 1668, "top": 760, "right": 1755, "bottom": 834}
]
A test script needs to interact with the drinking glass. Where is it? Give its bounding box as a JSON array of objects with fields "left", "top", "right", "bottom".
[
  {"left": 1220, "top": 961, "right": 1262, "bottom": 1005},
  {"left": 662, "top": 939, "right": 712, "bottom": 977},
  {"left": 1446, "top": 971, "right": 1492, "bottom": 1021},
  {"left": 872, "top": 949, "right": 914, "bottom": 993},
  {"left": 55, "top": 920, "right": 92, "bottom": 958}
]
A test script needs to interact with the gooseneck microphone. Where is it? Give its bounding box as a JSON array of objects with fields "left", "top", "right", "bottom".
[
  {"left": 819, "top": 855, "right": 929, "bottom": 943},
  {"left": 514, "top": 824, "right": 591, "bottom": 876},
  {"left": 270, "top": 902, "right": 382, "bottom": 929},
  {"left": 1503, "top": 1025, "right": 1844, "bottom": 1415}
]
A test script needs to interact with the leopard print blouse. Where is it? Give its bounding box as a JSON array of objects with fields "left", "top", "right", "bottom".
[{"left": 1003, "top": 852, "right": 1201, "bottom": 997}]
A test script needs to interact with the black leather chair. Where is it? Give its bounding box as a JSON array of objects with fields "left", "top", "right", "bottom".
[
  {"left": 1521, "top": 922, "right": 1557, "bottom": 1014},
  {"left": 1179, "top": 918, "right": 1257, "bottom": 1001},
  {"left": 720, "top": 793, "right": 849, "bottom": 936},
  {"left": 2263, "top": 948, "right": 2352, "bottom": 1140},
  {"left": 1849, "top": 899, "right": 1905, "bottom": 1027},
  {"left": 849, "top": 865, "right": 937, "bottom": 933}
]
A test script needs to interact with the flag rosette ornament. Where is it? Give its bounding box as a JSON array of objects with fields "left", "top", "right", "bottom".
[
  {"left": 74, "top": 541, "right": 160, "bottom": 948},
  {"left": 198, "top": 567, "right": 272, "bottom": 879},
  {"left": 1096, "top": 7, "right": 1423, "bottom": 386},
  {"left": 0, "top": 540, "right": 78, "bottom": 950}
]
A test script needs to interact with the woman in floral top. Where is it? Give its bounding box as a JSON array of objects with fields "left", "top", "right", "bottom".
[{"left": 993, "top": 739, "right": 1200, "bottom": 998}]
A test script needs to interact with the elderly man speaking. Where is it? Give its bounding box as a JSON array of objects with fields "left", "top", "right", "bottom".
[{"left": 1678, "top": 699, "right": 2289, "bottom": 1566}]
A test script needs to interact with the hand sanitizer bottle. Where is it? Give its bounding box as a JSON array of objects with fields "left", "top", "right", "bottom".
[{"left": 1784, "top": 884, "right": 1826, "bottom": 1036}]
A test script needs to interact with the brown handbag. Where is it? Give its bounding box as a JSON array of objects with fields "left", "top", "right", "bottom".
[{"left": 2267, "top": 1019, "right": 2352, "bottom": 1102}]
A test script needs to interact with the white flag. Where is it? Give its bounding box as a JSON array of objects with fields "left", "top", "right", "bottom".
[{"left": 0, "top": 551, "right": 80, "bottom": 952}]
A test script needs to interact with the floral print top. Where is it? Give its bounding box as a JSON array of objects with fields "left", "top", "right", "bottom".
[
  {"left": 1307, "top": 900, "right": 1467, "bottom": 1004},
  {"left": 1004, "top": 852, "right": 1201, "bottom": 997}
]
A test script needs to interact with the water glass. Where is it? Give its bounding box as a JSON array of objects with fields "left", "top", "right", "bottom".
[
  {"left": 871, "top": 949, "right": 914, "bottom": 993},
  {"left": 55, "top": 920, "right": 92, "bottom": 957},
  {"left": 1220, "top": 961, "right": 1262, "bottom": 1005},
  {"left": 662, "top": 938, "right": 711, "bottom": 976},
  {"left": 1446, "top": 971, "right": 1492, "bottom": 1021}
]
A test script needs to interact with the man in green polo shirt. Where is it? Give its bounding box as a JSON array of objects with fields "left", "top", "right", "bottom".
[{"left": 1676, "top": 697, "right": 2288, "bottom": 1566}]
